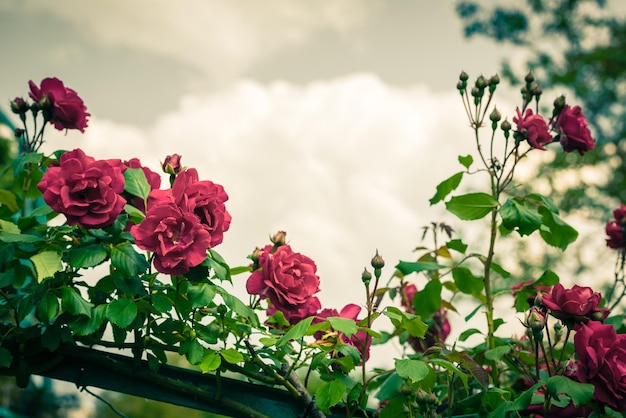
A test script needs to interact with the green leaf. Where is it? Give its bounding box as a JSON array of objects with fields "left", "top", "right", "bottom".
[
  {"left": 106, "top": 298, "right": 138, "bottom": 328},
  {"left": 452, "top": 267, "right": 484, "bottom": 295},
  {"left": 538, "top": 207, "right": 578, "bottom": 250},
  {"left": 188, "top": 283, "right": 216, "bottom": 308},
  {"left": 61, "top": 286, "right": 94, "bottom": 317},
  {"left": 277, "top": 316, "right": 315, "bottom": 347},
  {"left": 186, "top": 339, "right": 205, "bottom": 365},
  {"left": 0, "top": 220, "right": 20, "bottom": 234},
  {"left": 527, "top": 193, "right": 559, "bottom": 213},
  {"left": 379, "top": 398, "right": 405, "bottom": 418},
  {"left": 446, "top": 238, "right": 468, "bottom": 253},
  {"left": 0, "top": 232, "right": 43, "bottom": 243},
  {"left": 220, "top": 348, "right": 243, "bottom": 364},
  {"left": 0, "top": 347, "right": 13, "bottom": 368},
  {"left": 446, "top": 192, "right": 498, "bottom": 220},
  {"left": 395, "top": 358, "right": 430, "bottom": 383},
  {"left": 412, "top": 279, "right": 442, "bottom": 319},
  {"left": 207, "top": 249, "right": 230, "bottom": 282},
  {"left": 37, "top": 293, "right": 60, "bottom": 322},
  {"left": 69, "top": 245, "right": 109, "bottom": 269},
  {"left": 395, "top": 261, "right": 446, "bottom": 275},
  {"left": 328, "top": 317, "right": 359, "bottom": 337},
  {"left": 71, "top": 304, "right": 107, "bottom": 336},
  {"left": 200, "top": 350, "right": 221, "bottom": 373},
  {"left": 458, "top": 328, "right": 482, "bottom": 342},
  {"left": 151, "top": 292, "right": 173, "bottom": 313},
  {"left": 485, "top": 345, "right": 511, "bottom": 361},
  {"left": 458, "top": 154, "right": 474, "bottom": 169},
  {"left": 0, "top": 190, "right": 19, "bottom": 214},
  {"left": 315, "top": 381, "right": 345, "bottom": 414},
  {"left": 30, "top": 251, "right": 63, "bottom": 282},
  {"left": 123, "top": 168, "right": 151, "bottom": 200},
  {"left": 111, "top": 243, "right": 149, "bottom": 276},
  {"left": 430, "top": 171, "right": 464, "bottom": 205},
  {"left": 546, "top": 376, "right": 594, "bottom": 407},
  {"left": 499, "top": 198, "right": 542, "bottom": 236}
]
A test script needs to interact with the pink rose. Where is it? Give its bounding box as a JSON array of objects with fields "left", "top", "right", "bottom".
[
  {"left": 315, "top": 304, "right": 371, "bottom": 362},
  {"left": 247, "top": 244, "right": 321, "bottom": 323},
  {"left": 513, "top": 108, "right": 553, "bottom": 150},
  {"left": 28, "top": 77, "right": 89, "bottom": 132},
  {"left": 541, "top": 283, "right": 609, "bottom": 322},
  {"left": 606, "top": 204, "right": 626, "bottom": 250},
  {"left": 556, "top": 105, "right": 595, "bottom": 155},
  {"left": 150, "top": 169, "right": 231, "bottom": 247},
  {"left": 130, "top": 201, "right": 211, "bottom": 275},
  {"left": 37, "top": 148, "right": 126, "bottom": 228},
  {"left": 574, "top": 321, "right": 626, "bottom": 410}
]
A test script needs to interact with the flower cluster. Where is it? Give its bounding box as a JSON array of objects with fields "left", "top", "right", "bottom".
[{"left": 131, "top": 167, "right": 231, "bottom": 275}]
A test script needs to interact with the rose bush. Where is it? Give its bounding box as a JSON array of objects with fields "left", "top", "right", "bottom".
[
  {"left": 37, "top": 148, "right": 126, "bottom": 228},
  {"left": 2, "top": 72, "right": 626, "bottom": 418}
]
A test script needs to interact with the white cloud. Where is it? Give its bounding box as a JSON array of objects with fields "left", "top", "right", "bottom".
[
  {"left": 4, "top": 0, "right": 381, "bottom": 82},
  {"left": 44, "top": 74, "right": 483, "bottom": 310}
]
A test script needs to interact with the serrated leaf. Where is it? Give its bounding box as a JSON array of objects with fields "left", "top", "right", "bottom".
[
  {"left": 395, "top": 359, "right": 429, "bottom": 383},
  {"left": 430, "top": 171, "right": 464, "bottom": 205},
  {"left": 546, "top": 376, "right": 594, "bottom": 407},
  {"left": 61, "top": 286, "right": 93, "bottom": 317},
  {"left": 538, "top": 207, "right": 578, "bottom": 250},
  {"left": 452, "top": 267, "right": 484, "bottom": 295},
  {"left": 220, "top": 348, "right": 244, "bottom": 364},
  {"left": 111, "top": 243, "right": 149, "bottom": 276},
  {"left": 106, "top": 298, "right": 138, "bottom": 328},
  {"left": 412, "top": 279, "right": 442, "bottom": 319},
  {"left": 499, "top": 198, "right": 542, "bottom": 236},
  {"left": 71, "top": 304, "right": 107, "bottom": 336},
  {"left": 446, "top": 193, "right": 498, "bottom": 220},
  {"left": 186, "top": 339, "right": 205, "bottom": 365},
  {"left": 328, "top": 317, "right": 358, "bottom": 337},
  {"left": 151, "top": 292, "right": 173, "bottom": 313},
  {"left": 277, "top": 316, "right": 315, "bottom": 347},
  {"left": 37, "top": 293, "right": 59, "bottom": 322},
  {"left": 485, "top": 345, "right": 511, "bottom": 361},
  {"left": 446, "top": 238, "right": 468, "bottom": 253},
  {"left": 123, "top": 168, "right": 151, "bottom": 200},
  {"left": 188, "top": 283, "right": 216, "bottom": 308},
  {"left": 69, "top": 245, "right": 108, "bottom": 269},
  {"left": 395, "top": 261, "right": 446, "bottom": 275},
  {"left": 200, "top": 350, "right": 221, "bottom": 373},
  {"left": 458, "top": 154, "right": 474, "bottom": 169},
  {"left": 30, "top": 251, "right": 62, "bottom": 282},
  {"left": 315, "top": 381, "right": 345, "bottom": 414}
]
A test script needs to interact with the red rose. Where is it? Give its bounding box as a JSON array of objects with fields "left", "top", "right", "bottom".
[
  {"left": 606, "top": 204, "right": 626, "bottom": 250},
  {"left": 574, "top": 321, "right": 626, "bottom": 410},
  {"left": 246, "top": 244, "right": 321, "bottom": 321},
  {"left": 556, "top": 105, "right": 595, "bottom": 155},
  {"left": 268, "top": 298, "right": 321, "bottom": 325},
  {"left": 29, "top": 77, "right": 89, "bottom": 132},
  {"left": 513, "top": 108, "right": 553, "bottom": 150},
  {"left": 130, "top": 201, "right": 211, "bottom": 275},
  {"left": 400, "top": 284, "right": 451, "bottom": 352},
  {"left": 150, "top": 169, "right": 231, "bottom": 247},
  {"left": 315, "top": 304, "right": 371, "bottom": 362},
  {"left": 37, "top": 148, "right": 126, "bottom": 228},
  {"left": 541, "top": 283, "right": 609, "bottom": 322}
]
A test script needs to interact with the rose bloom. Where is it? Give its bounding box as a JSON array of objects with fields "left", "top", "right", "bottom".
[
  {"left": 246, "top": 244, "right": 320, "bottom": 321},
  {"left": 541, "top": 283, "right": 609, "bottom": 322},
  {"left": 513, "top": 108, "right": 553, "bottom": 150},
  {"left": 162, "top": 154, "right": 183, "bottom": 175},
  {"left": 37, "top": 148, "right": 126, "bottom": 228},
  {"left": 556, "top": 105, "right": 595, "bottom": 155},
  {"left": 267, "top": 297, "right": 321, "bottom": 326},
  {"left": 29, "top": 77, "right": 89, "bottom": 132},
  {"left": 130, "top": 201, "right": 211, "bottom": 275},
  {"left": 574, "top": 321, "right": 626, "bottom": 411},
  {"left": 150, "top": 168, "right": 231, "bottom": 247},
  {"left": 606, "top": 204, "right": 626, "bottom": 250},
  {"left": 314, "top": 304, "right": 371, "bottom": 362}
]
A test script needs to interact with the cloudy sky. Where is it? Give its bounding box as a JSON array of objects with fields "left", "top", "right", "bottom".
[{"left": 0, "top": 1, "right": 592, "bottom": 320}]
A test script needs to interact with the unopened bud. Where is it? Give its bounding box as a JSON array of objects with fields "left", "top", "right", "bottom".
[
  {"left": 270, "top": 231, "right": 287, "bottom": 246},
  {"left": 456, "top": 81, "right": 464, "bottom": 92},
  {"left": 489, "top": 74, "right": 500, "bottom": 86},
  {"left": 489, "top": 107, "right": 502, "bottom": 122},
  {"left": 500, "top": 119, "right": 512, "bottom": 132},
  {"left": 475, "top": 75, "right": 487, "bottom": 89},
  {"left": 524, "top": 71, "right": 535, "bottom": 84},
  {"left": 371, "top": 250, "right": 385, "bottom": 269},
  {"left": 249, "top": 247, "right": 263, "bottom": 265},
  {"left": 531, "top": 83, "right": 542, "bottom": 97},
  {"left": 471, "top": 87, "right": 481, "bottom": 98},
  {"left": 10, "top": 97, "right": 28, "bottom": 115},
  {"left": 526, "top": 306, "right": 546, "bottom": 331},
  {"left": 217, "top": 304, "right": 228, "bottom": 316},
  {"left": 459, "top": 71, "right": 469, "bottom": 82},
  {"left": 553, "top": 95, "right": 566, "bottom": 114},
  {"left": 162, "top": 154, "right": 183, "bottom": 175},
  {"left": 361, "top": 268, "right": 372, "bottom": 285}
]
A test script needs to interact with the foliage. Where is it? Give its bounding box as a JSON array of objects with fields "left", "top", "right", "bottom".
[{"left": 0, "top": 72, "right": 625, "bottom": 418}]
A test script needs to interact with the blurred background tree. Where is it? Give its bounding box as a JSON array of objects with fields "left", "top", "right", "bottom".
[{"left": 457, "top": 0, "right": 625, "bottom": 217}]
